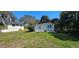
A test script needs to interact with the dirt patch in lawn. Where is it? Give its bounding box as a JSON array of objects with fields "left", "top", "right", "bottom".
[{"left": 0, "top": 40, "right": 26, "bottom": 48}]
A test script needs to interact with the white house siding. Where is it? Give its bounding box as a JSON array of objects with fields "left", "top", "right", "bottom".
[
  {"left": 34, "top": 23, "right": 54, "bottom": 32},
  {"left": 0, "top": 25, "right": 24, "bottom": 32},
  {"left": 7, "top": 25, "right": 24, "bottom": 30}
]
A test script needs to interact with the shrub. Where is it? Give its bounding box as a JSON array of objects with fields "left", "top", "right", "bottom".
[{"left": 27, "top": 26, "right": 34, "bottom": 32}]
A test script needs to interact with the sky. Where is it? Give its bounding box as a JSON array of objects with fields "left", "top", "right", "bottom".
[{"left": 12, "top": 11, "right": 61, "bottom": 20}]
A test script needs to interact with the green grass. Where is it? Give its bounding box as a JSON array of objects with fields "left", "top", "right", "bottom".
[{"left": 0, "top": 31, "right": 79, "bottom": 48}]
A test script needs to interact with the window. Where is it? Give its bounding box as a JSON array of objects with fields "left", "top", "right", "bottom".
[
  {"left": 16, "top": 24, "right": 19, "bottom": 26},
  {"left": 20, "top": 25, "right": 22, "bottom": 26},
  {"left": 12, "top": 24, "right": 15, "bottom": 26},
  {"left": 39, "top": 26, "right": 41, "bottom": 29},
  {"left": 6, "top": 23, "right": 7, "bottom": 25},
  {"left": 47, "top": 25, "right": 52, "bottom": 28}
]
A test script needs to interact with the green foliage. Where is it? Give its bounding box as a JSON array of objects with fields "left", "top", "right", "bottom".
[
  {"left": 9, "top": 12, "right": 17, "bottom": 21},
  {"left": 0, "top": 24, "right": 6, "bottom": 29},
  {"left": 27, "top": 26, "right": 34, "bottom": 32},
  {"left": 0, "top": 11, "right": 17, "bottom": 28},
  {"left": 51, "top": 18, "right": 59, "bottom": 29},
  {"left": 51, "top": 18, "right": 59, "bottom": 23},
  {"left": 19, "top": 15, "right": 38, "bottom": 26},
  {"left": 0, "top": 11, "right": 16, "bottom": 21},
  {"left": 0, "top": 24, "right": 4, "bottom": 29},
  {"left": 0, "top": 31, "right": 79, "bottom": 47},
  {"left": 58, "top": 11, "right": 79, "bottom": 32}
]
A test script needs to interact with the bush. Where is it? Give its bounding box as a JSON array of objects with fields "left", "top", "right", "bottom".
[
  {"left": 27, "top": 26, "right": 34, "bottom": 32},
  {"left": 0, "top": 24, "right": 6, "bottom": 29}
]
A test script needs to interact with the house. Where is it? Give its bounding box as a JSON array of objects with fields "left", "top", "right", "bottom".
[
  {"left": 0, "top": 16, "right": 24, "bottom": 32},
  {"left": 34, "top": 23, "right": 54, "bottom": 32},
  {"left": 34, "top": 19, "right": 54, "bottom": 32}
]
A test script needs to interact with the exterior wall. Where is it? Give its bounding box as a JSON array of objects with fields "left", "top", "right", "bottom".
[
  {"left": 0, "top": 25, "right": 24, "bottom": 32},
  {"left": 34, "top": 23, "right": 54, "bottom": 32},
  {"left": 7, "top": 25, "right": 24, "bottom": 30}
]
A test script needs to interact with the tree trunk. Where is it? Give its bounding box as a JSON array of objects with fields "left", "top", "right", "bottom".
[
  {"left": 0, "top": 17, "right": 6, "bottom": 26},
  {"left": 7, "top": 15, "right": 12, "bottom": 23}
]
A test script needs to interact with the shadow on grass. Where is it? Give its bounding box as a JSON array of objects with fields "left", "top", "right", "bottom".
[{"left": 48, "top": 32, "right": 79, "bottom": 42}]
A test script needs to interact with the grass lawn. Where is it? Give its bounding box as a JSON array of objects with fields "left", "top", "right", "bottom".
[{"left": 0, "top": 31, "right": 79, "bottom": 48}]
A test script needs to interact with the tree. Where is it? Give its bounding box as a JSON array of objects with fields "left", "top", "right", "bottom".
[
  {"left": 59, "top": 11, "right": 79, "bottom": 32},
  {"left": 19, "top": 15, "right": 37, "bottom": 26},
  {"left": 0, "top": 11, "right": 16, "bottom": 21},
  {"left": 51, "top": 18, "right": 59, "bottom": 30},
  {"left": 0, "top": 11, "right": 10, "bottom": 26},
  {"left": 9, "top": 12, "right": 17, "bottom": 22},
  {"left": 59, "top": 11, "right": 73, "bottom": 30},
  {"left": 0, "top": 11, "right": 17, "bottom": 28},
  {"left": 51, "top": 18, "right": 59, "bottom": 24}
]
